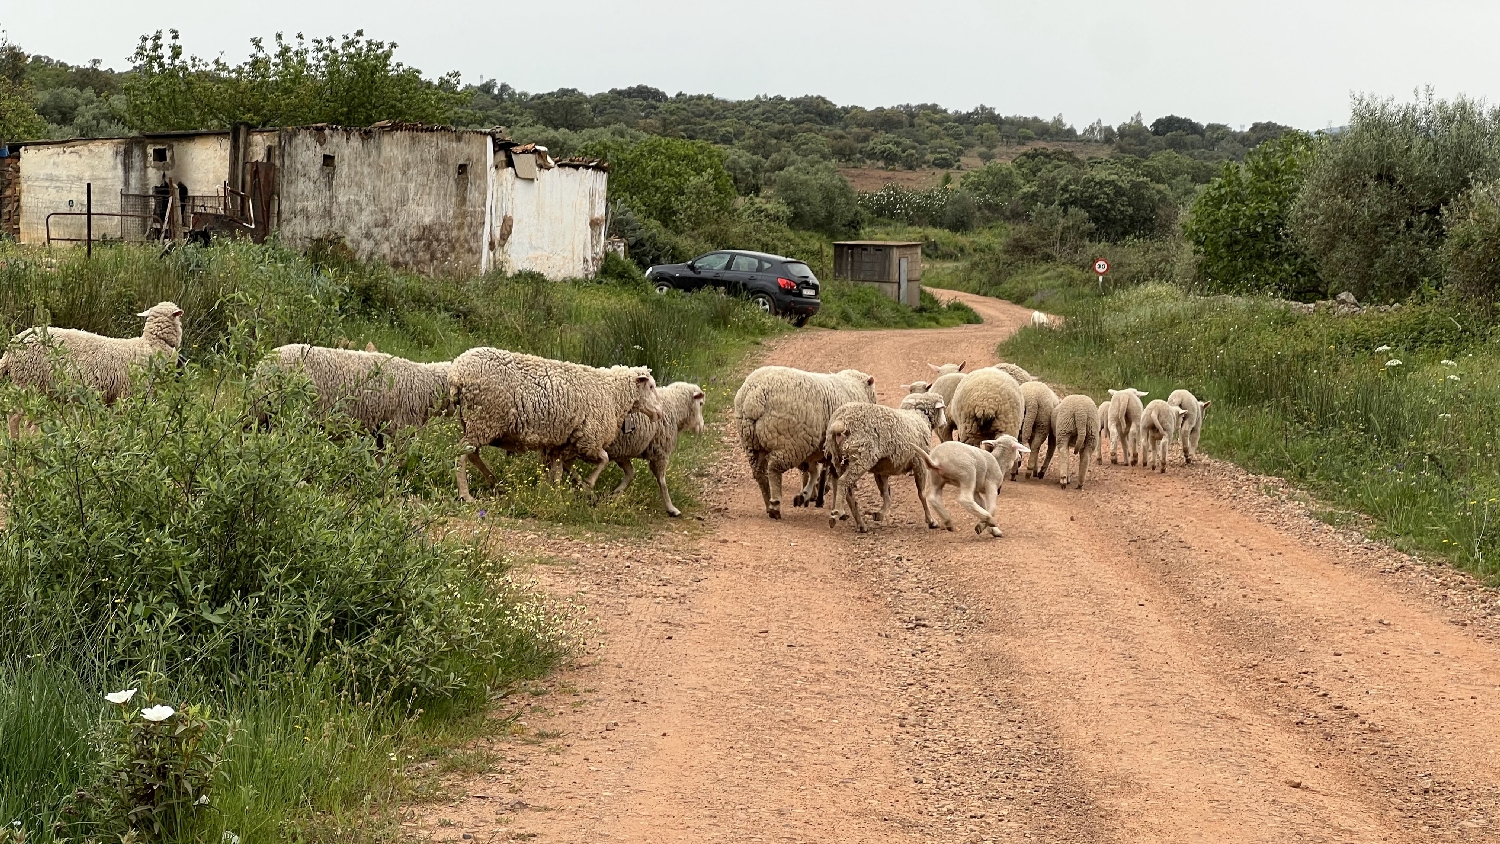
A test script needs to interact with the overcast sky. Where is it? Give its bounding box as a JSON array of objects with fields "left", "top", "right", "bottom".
[{"left": 6, "top": 1, "right": 1498, "bottom": 130}]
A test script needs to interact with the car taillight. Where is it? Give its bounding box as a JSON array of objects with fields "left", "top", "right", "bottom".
[{"left": 777, "top": 277, "right": 796, "bottom": 290}]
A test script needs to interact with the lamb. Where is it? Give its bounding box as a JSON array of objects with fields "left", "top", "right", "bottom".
[
  {"left": 1140, "top": 399, "right": 1190, "bottom": 473},
  {"left": 1168, "top": 389, "right": 1211, "bottom": 465},
  {"left": 992, "top": 362, "right": 1037, "bottom": 383},
  {"left": 903, "top": 381, "right": 931, "bottom": 394},
  {"left": 1031, "top": 311, "right": 1050, "bottom": 328},
  {"left": 1094, "top": 401, "right": 1111, "bottom": 465},
  {"left": 448, "top": 348, "right": 662, "bottom": 502},
  {"left": 823, "top": 392, "right": 945, "bottom": 533},
  {"left": 926, "top": 361, "right": 967, "bottom": 377},
  {"left": 949, "top": 367, "right": 1024, "bottom": 448},
  {"left": 917, "top": 435, "right": 1030, "bottom": 538},
  {"left": 252, "top": 344, "right": 451, "bottom": 445},
  {"left": 1016, "top": 380, "right": 1060, "bottom": 480},
  {"left": 0, "top": 302, "right": 184, "bottom": 438},
  {"left": 603, "top": 381, "right": 705, "bottom": 517},
  {"left": 734, "top": 366, "right": 875, "bottom": 519},
  {"left": 1052, "top": 393, "right": 1100, "bottom": 489},
  {"left": 1106, "top": 388, "right": 1149, "bottom": 466}
]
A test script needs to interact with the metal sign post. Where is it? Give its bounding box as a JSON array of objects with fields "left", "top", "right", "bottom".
[
  {"left": 85, "top": 183, "right": 92, "bottom": 259},
  {"left": 1093, "top": 258, "right": 1110, "bottom": 291}
]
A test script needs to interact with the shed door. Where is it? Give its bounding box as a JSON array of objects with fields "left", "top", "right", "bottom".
[{"left": 898, "top": 256, "right": 910, "bottom": 305}]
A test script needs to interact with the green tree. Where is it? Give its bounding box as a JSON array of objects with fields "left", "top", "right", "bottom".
[
  {"left": 1059, "top": 159, "right": 1173, "bottom": 241},
  {"left": 608, "top": 136, "right": 735, "bottom": 232},
  {"left": 0, "top": 35, "right": 44, "bottom": 141},
  {"left": 1441, "top": 181, "right": 1500, "bottom": 311},
  {"left": 124, "top": 29, "right": 466, "bottom": 131},
  {"left": 771, "top": 161, "right": 862, "bottom": 238},
  {"left": 961, "top": 161, "right": 1023, "bottom": 217},
  {"left": 1291, "top": 91, "right": 1500, "bottom": 303},
  {"left": 1185, "top": 131, "right": 1321, "bottom": 299}
]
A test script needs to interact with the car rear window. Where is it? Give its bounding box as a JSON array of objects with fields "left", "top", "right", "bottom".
[{"left": 783, "top": 262, "right": 817, "bottom": 281}]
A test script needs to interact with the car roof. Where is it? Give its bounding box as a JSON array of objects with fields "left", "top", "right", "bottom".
[{"left": 707, "top": 249, "right": 802, "bottom": 263}]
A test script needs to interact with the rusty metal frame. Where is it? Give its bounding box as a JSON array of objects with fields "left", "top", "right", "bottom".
[{"left": 44, "top": 211, "right": 156, "bottom": 245}]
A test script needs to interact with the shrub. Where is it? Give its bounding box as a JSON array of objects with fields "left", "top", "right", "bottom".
[
  {"left": 1441, "top": 181, "right": 1500, "bottom": 312},
  {"left": 1185, "top": 131, "right": 1321, "bottom": 299},
  {"left": 771, "top": 161, "right": 863, "bottom": 238}
]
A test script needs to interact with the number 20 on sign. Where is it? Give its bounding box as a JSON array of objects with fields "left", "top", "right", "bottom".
[{"left": 1093, "top": 258, "right": 1110, "bottom": 290}]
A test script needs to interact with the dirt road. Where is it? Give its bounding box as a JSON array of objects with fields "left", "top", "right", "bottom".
[{"left": 416, "top": 291, "right": 1500, "bottom": 842}]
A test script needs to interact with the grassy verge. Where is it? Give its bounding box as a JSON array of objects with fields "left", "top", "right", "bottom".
[
  {"left": 1000, "top": 281, "right": 1500, "bottom": 580},
  {"left": 811, "top": 280, "right": 981, "bottom": 329}
]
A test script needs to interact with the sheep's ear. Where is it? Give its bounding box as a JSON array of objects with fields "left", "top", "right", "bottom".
[
  {"left": 1107, "top": 389, "right": 1119, "bottom": 396},
  {"left": 636, "top": 374, "right": 652, "bottom": 384},
  {"left": 1137, "top": 390, "right": 1149, "bottom": 397},
  {"left": 1015, "top": 443, "right": 1032, "bottom": 454},
  {"left": 866, "top": 375, "right": 876, "bottom": 385},
  {"left": 957, "top": 360, "right": 967, "bottom": 372},
  {"left": 928, "top": 363, "right": 942, "bottom": 374},
  {"left": 173, "top": 309, "right": 184, "bottom": 318},
  {"left": 900, "top": 383, "right": 912, "bottom": 391},
  {"left": 934, "top": 400, "right": 945, "bottom": 410},
  {"left": 1201, "top": 400, "right": 1212, "bottom": 409},
  {"left": 693, "top": 390, "right": 705, "bottom": 401}
]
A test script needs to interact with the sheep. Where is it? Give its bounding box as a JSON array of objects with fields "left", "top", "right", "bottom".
[
  {"left": 917, "top": 435, "right": 1030, "bottom": 538},
  {"left": 252, "top": 344, "right": 450, "bottom": 446},
  {"left": 1106, "top": 388, "right": 1149, "bottom": 466},
  {"left": 992, "top": 362, "right": 1037, "bottom": 383},
  {"left": 1141, "top": 399, "right": 1190, "bottom": 473},
  {"left": 734, "top": 366, "right": 875, "bottom": 519},
  {"left": 448, "top": 348, "right": 662, "bottom": 502},
  {"left": 950, "top": 367, "right": 1024, "bottom": 448},
  {"left": 926, "top": 361, "right": 967, "bottom": 377},
  {"left": 1168, "top": 389, "right": 1211, "bottom": 465},
  {"left": 823, "top": 391, "right": 945, "bottom": 533},
  {"left": 603, "top": 381, "right": 705, "bottom": 517},
  {"left": 1052, "top": 393, "right": 1100, "bottom": 489},
  {"left": 925, "top": 371, "right": 967, "bottom": 441},
  {"left": 1031, "top": 311, "right": 1050, "bottom": 328},
  {"left": 1095, "top": 401, "right": 1111, "bottom": 465},
  {"left": 1015, "top": 380, "right": 1060, "bottom": 480},
  {"left": 903, "top": 381, "right": 931, "bottom": 394},
  {"left": 0, "top": 302, "right": 184, "bottom": 438}
]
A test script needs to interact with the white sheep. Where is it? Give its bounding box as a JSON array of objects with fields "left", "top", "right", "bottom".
[
  {"left": 1094, "top": 401, "right": 1111, "bottom": 465},
  {"left": 734, "top": 366, "right": 875, "bottom": 519},
  {"left": 925, "top": 371, "right": 967, "bottom": 441},
  {"left": 917, "top": 435, "right": 1030, "bottom": 538},
  {"left": 926, "top": 361, "right": 967, "bottom": 378},
  {"left": 950, "top": 367, "right": 1023, "bottom": 448},
  {"left": 603, "top": 381, "right": 705, "bottom": 517},
  {"left": 902, "top": 380, "right": 931, "bottom": 394},
  {"left": 1141, "top": 399, "right": 1190, "bottom": 473},
  {"left": 0, "top": 302, "right": 184, "bottom": 438},
  {"left": 992, "top": 362, "right": 1037, "bottom": 383},
  {"left": 1106, "top": 388, "right": 1148, "bottom": 466},
  {"left": 1016, "top": 380, "right": 1060, "bottom": 480},
  {"left": 824, "top": 392, "right": 946, "bottom": 532},
  {"left": 1052, "top": 393, "right": 1099, "bottom": 489},
  {"left": 1168, "top": 389, "right": 1211, "bottom": 465},
  {"left": 448, "top": 348, "right": 662, "bottom": 502},
  {"left": 252, "top": 344, "right": 451, "bottom": 446},
  {"left": 1031, "top": 311, "right": 1050, "bottom": 328}
]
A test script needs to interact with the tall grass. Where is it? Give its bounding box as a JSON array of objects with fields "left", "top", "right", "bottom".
[
  {"left": 810, "top": 281, "right": 980, "bottom": 329},
  {"left": 1002, "top": 283, "right": 1500, "bottom": 579}
]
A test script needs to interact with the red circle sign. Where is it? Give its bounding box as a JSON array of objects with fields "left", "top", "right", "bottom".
[{"left": 1093, "top": 258, "right": 1110, "bottom": 275}]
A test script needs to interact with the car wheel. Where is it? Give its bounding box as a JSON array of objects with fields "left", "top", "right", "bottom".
[
  {"left": 654, "top": 281, "right": 673, "bottom": 295},
  {"left": 792, "top": 313, "right": 811, "bottom": 328},
  {"left": 750, "top": 293, "right": 776, "bottom": 315}
]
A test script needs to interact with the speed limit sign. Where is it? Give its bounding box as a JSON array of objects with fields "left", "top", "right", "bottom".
[{"left": 1093, "top": 258, "right": 1110, "bottom": 275}]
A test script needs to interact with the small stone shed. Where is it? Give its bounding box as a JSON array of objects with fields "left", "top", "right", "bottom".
[{"left": 832, "top": 241, "right": 922, "bottom": 307}]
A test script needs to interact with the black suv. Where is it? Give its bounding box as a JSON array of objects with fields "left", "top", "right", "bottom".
[{"left": 645, "top": 250, "right": 821, "bottom": 326}]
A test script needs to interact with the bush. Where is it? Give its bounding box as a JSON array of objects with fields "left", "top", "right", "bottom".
[
  {"left": 771, "top": 161, "right": 863, "bottom": 238},
  {"left": 1185, "top": 132, "right": 1321, "bottom": 299},
  {"left": 1441, "top": 181, "right": 1500, "bottom": 312},
  {"left": 810, "top": 280, "right": 981, "bottom": 329}
]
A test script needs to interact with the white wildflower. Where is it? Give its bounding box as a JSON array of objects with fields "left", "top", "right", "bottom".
[
  {"left": 195, "top": 794, "right": 210, "bottom": 806},
  {"left": 1439, "top": 413, "right": 1453, "bottom": 419},
  {"left": 1447, "top": 374, "right": 1460, "bottom": 381},
  {"left": 104, "top": 688, "right": 137, "bottom": 705},
  {"left": 139, "top": 705, "right": 175, "bottom": 722},
  {"left": 1385, "top": 359, "right": 1402, "bottom": 367},
  {"left": 1441, "top": 359, "right": 1458, "bottom": 366},
  {"left": 1374, "top": 345, "right": 1392, "bottom": 352},
  {"left": 223, "top": 832, "right": 241, "bottom": 844}
]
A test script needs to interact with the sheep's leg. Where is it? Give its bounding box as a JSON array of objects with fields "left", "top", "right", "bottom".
[
  {"left": 610, "top": 459, "right": 636, "bottom": 497},
  {"left": 581, "top": 449, "right": 610, "bottom": 491},
  {"left": 925, "top": 477, "right": 955, "bottom": 530},
  {"left": 765, "top": 460, "right": 788, "bottom": 519},
  {"left": 455, "top": 449, "right": 497, "bottom": 503},
  {"left": 751, "top": 454, "right": 774, "bottom": 515},
  {"left": 913, "top": 463, "right": 937, "bottom": 529},
  {"left": 1185, "top": 425, "right": 1199, "bottom": 465},
  {"left": 834, "top": 462, "right": 871, "bottom": 532},
  {"left": 872, "top": 474, "right": 893, "bottom": 522},
  {"left": 1076, "top": 446, "right": 1091, "bottom": 489},
  {"left": 1036, "top": 432, "right": 1056, "bottom": 479},
  {"left": 648, "top": 454, "right": 681, "bottom": 517},
  {"left": 956, "top": 484, "right": 1001, "bottom": 537},
  {"left": 814, "top": 462, "right": 829, "bottom": 508},
  {"left": 793, "top": 465, "right": 814, "bottom": 507},
  {"left": 1108, "top": 419, "right": 1121, "bottom": 464},
  {"left": 6, "top": 412, "right": 18, "bottom": 441},
  {"left": 1058, "top": 445, "right": 1073, "bottom": 488},
  {"left": 1158, "top": 438, "right": 1168, "bottom": 473}
]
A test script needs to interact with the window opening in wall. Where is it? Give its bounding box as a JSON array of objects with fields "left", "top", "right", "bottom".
[
  {"left": 322, "top": 154, "right": 336, "bottom": 168},
  {"left": 151, "top": 147, "right": 168, "bottom": 163},
  {"left": 456, "top": 162, "right": 469, "bottom": 176}
]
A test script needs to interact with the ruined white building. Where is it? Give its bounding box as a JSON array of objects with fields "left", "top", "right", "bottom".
[{"left": 0, "top": 124, "right": 609, "bottom": 279}]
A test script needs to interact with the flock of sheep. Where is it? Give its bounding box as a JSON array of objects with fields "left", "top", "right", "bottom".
[
  {"left": 733, "top": 349, "right": 1210, "bottom": 537},
  {"left": 0, "top": 303, "right": 1208, "bottom": 534},
  {"left": 0, "top": 303, "right": 706, "bottom": 515}
]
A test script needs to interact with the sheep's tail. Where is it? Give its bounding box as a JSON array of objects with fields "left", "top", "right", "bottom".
[
  {"left": 917, "top": 448, "right": 940, "bottom": 472},
  {"left": 825, "top": 419, "right": 848, "bottom": 466}
]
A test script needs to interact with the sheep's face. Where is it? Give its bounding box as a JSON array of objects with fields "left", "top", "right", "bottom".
[
  {"left": 838, "top": 369, "right": 877, "bottom": 402},
  {"left": 631, "top": 371, "right": 664, "bottom": 420},
  {"left": 139, "top": 301, "right": 185, "bottom": 347},
  {"left": 686, "top": 390, "right": 706, "bottom": 434},
  {"left": 902, "top": 381, "right": 931, "bottom": 394},
  {"left": 982, "top": 435, "right": 1030, "bottom": 475}
]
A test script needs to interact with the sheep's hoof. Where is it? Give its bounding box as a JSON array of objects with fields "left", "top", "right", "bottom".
[
  {"left": 767, "top": 506, "right": 782, "bottom": 520},
  {"left": 988, "top": 526, "right": 1003, "bottom": 538},
  {"left": 666, "top": 508, "right": 682, "bottom": 517},
  {"left": 856, "top": 524, "right": 869, "bottom": 534},
  {"left": 1185, "top": 457, "right": 1194, "bottom": 465},
  {"left": 974, "top": 523, "right": 985, "bottom": 535},
  {"left": 828, "top": 515, "right": 839, "bottom": 529},
  {"left": 793, "top": 493, "right": 808, "bottom": 507},
  {"left": 1111, "top": 456, "right": 1118, "bottom": 465},
  {"left": 839, "top": 512, "right": 850, "bottom": 521},
  {"left": 458, "top": 494, "right": 477, "bottom": 504},
  {"left": 927, "top": 521, "right": 939, "bottom": 530},
  {"left": 871, "top": 512, "right": 884, "bottom": 522},
  {"left": 1059, "top": 477, "right": 1068, "bottom": 488},
  {"left": 944, "top": 523, "right": 955, "bottom": 532}
]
